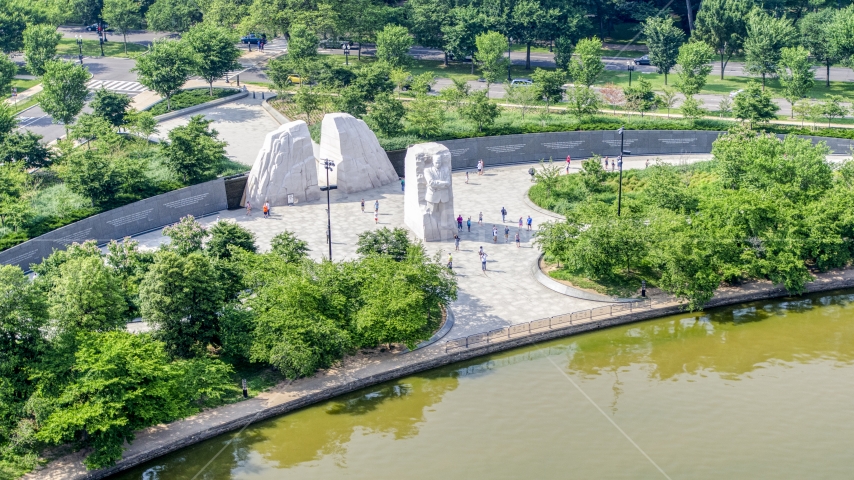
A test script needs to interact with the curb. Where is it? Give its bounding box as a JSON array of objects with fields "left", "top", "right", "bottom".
[
  {"left": 260, "top": 95, "right": 290, "bottom": 125},
  {"left": 531, "top": 254, "right": 640, "bottom": 303},
  {"left": 415, "top": 308, "right": 455, "bottom": 349},
  {"left": 522, "top": 186, "right": 564, "bottom": 220},
  {"left": 148, "top": 88, "right": 247, "bottom": 123},
  {"left": 13, "top": 103, "right": 40, "bottom": 117}
]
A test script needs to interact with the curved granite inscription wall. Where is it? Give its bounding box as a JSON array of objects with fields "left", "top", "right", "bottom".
[
  {"left": 0, "top": 179, "right": 228, "bottom": 271},
  {"left": 433, "top": 130, "right": 854, "bottom": 171}
]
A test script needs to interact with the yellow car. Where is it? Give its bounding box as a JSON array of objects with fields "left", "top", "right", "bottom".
[{"left": 287, "top": 74, "right": 302, "bottom": 84}]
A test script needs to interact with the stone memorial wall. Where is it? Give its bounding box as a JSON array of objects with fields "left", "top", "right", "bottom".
[{"left": 0, "top": 179, "right": 229, "bottom": 271}]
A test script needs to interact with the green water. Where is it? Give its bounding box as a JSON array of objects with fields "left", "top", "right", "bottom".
[{"left": 114, "top": 292, "right": 854, "bottom": 480}]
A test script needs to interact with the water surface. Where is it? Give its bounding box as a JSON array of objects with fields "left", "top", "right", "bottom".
[{"left": 115, "top": 291, "right": 854, "bottom": 479}]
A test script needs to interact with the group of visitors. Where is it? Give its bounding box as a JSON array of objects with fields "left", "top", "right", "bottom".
[
  {"left": 360, "top": 198, "right": 381, "bottom": 224},
  {"left": 244, "top": 201, "right": 272, "bottom": 218},
  {"left": 448, "top": 207, "right": 533, "bottom": 274}
]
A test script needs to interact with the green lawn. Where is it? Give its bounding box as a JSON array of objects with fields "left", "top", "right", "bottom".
[
  {"left": 145, "top": 88, "right": 241, "bottom": 115},
  {"left": 56, "top": 38, "right": 147, "bottom": 58}
]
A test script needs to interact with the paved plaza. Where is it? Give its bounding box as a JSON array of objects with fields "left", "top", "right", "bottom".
[{"left": 131, "top": 154, "right": 715, "bottom": 340}]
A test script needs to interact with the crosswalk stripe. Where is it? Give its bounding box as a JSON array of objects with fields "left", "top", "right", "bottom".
[{"left": 87, "top": 80, "right": 148, "bottom": 93}]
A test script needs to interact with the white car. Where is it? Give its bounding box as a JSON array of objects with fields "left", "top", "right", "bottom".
[
  {"left": 511, "top": 78, "right": 533, "bottom": 87},
  {"left": 729, "top": 89, "right": 744, "bottom": 98}
]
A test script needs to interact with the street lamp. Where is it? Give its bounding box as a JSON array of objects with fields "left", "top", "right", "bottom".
[
  {"left": 319, "top": 159, "right": 337, "bottom": 260},
  {"left": 616, "top": 126, "right": 631, "bottom": 216},
  {"left": 627, "top": 61, "right": 635, "bottom": 87},
  {"left": 343, "top": 43, "right": 350, "bottom": 65},
  {"left": 76, "top": 35, "right": 83, "bottom": 64}
]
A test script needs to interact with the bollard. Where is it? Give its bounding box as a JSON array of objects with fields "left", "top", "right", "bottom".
[
  {"left": 261, "top": 92, "right": 265, "bottom": 99},
  {"left": 242, "top": 379, "right": 248, "bottom": 398},
  {"left": 253, "top": 91, "right": 256, "bottom": 99}
]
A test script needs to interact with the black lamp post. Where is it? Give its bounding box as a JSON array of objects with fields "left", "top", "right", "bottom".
[
  {"left": 320, "top": 159, "right": 337, "bottom": 260},
  {"left": 616, "top": 126, "right": 631, "bottom": 216},
  {"left": 507, "top": 37, "right": 512, "bottom": 82},
  {"left": 627, "top": 61, "right": 635, "bottom": 87},
  {"left": 76, "top": 35, "right": 83, "bottom": 64},
  {"left": 343, "top": 43, "right": 350, "bottom": 65}
]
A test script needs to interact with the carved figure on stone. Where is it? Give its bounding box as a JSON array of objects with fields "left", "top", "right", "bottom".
[
  {"left": 404, "top": 143, "right": 456, "bottom": 241},
  {"left": 318, "top": 113, "right": 398, "bottom": 193},
  {"left": 242, "top": 120, "right": 320, "bottom": 207}
]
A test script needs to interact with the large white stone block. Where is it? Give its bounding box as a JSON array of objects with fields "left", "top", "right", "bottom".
[
  {"left": 318, "top": 113, "right": 398, "bottom": 193},
  {"left": 404, "top": 142, "right": 456, "bottom": 241},
  {"left": 242, "top": 120, "right": 320, "bottom": 207}
]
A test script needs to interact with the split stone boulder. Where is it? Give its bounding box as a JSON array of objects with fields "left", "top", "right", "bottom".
[
  {"left": 242, "top": 120, "right": 320, "bottom": 207},
  {"left": 318, "top": 113, "right": 398, "bottom": 193},
  {"left": 404, "top": 142, "right": 456, "bottom": 241}
]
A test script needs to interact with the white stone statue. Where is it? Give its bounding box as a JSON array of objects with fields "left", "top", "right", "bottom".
[
  {"left": 318, "top": 113, "right": 398, "bottom": 193},
  {"left": 404, "top": 143, "right": 456, "bottom": 241},
  {"left": 242, "top": 120, "right": 320, "bottom": 207}
]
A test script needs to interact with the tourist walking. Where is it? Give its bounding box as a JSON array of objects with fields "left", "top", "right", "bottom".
[
  {"left": 466, "top": 171, "right": 469, "bottom": 184},
  {"left": 527, "top": 215, "right": 533, "bottom": 231},
  {"left": 515, "top": 231, "right": 520, "bottom": 247},
  {"left": 481, "top": 159, "right": 486, "bottom": 174},
  {"left": 480, "top": 251, "right": 488, "bottom": 272},
  {"left": 361, "top": 199, "right": 365, "bottom": 212},
  {"left": 457, "top": 214, "right": 463, "bottom": 231},
  {"left": 467, "top": 217, "right": 472, "bottom": 232},
  {"left": 447, "top": 253, "right": 453, "bottom": 270},
  {"left": 374, "top": 211, "right": 378, "bottom": 224},
  {"left": 400, "top": 178, "right": 405, "bottom": 191},
  {"left": 604, "top": 157, "right": 609, "bottom": 169},
  {"left": 454, "top": 234, "right": 460, "bottom": 251},
  {"left": 492, "top": 225, "right": 498, "bottom": 243},
  {"left": 501, "top": 206, "right": 507, "bottom": 222},
  {"left": 645, "top": 159, "right": 649, "bottom": 168},
  {"left": 374, "top": 200, "right": 379, "bottom": 213},
  {"left": 565, "top": 154, "right": 571, "bottom": 174},
  {"left": 478, "top": 246, "right": 484, "bottom": 257},
  {"left": 504, "top": 225, "right": 510, "bottom": 243},
  {"left": 518, "top": 216, "right": 523, "bottom": 229},
  {"left": 478, "top": 212, "right": 483, "bottom": 225},
  {"left": 263, "top": 202, "right": 270, "bottom": 219},
  {"left": 477, "top": 159, "right": 484, "bottom": 175},
  {"left": 246, "top": 201, "right": 251, "bottom": 216}
]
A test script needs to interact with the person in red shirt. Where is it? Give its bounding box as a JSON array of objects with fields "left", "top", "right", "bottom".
[{"left": 565, "top": 154, "right": 571, "bottom": 174}]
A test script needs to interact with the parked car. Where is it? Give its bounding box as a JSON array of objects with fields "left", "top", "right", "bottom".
[
  {"left": 448, "top": 52, "right": 473, "bottom": 62},
  {"left": 287, "top": 74, "right": 302, "bottom": 84},
  {"left": 634, "top": 55, "right": 651, "bottom": 65},
  {"left": 401, "top": 76, "right": 432, "bottom": 92},
  {"left": 729, "top": 89, "right": 745, "bottom": 98},
  {"left": 510, "top": 78, "right": 533, "bottom": 87},
  {"left": 85, "top": 23, "right": 113, "bottom": 32},
  {"left": 241, "top": 33, "right": 266, "bottom": 44}
]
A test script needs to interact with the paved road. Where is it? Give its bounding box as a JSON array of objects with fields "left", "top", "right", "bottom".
[{"left": 57, "top": 26, "right": 179, "bottom": 46}]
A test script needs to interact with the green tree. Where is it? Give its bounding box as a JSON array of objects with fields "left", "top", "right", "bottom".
[
  {"left": 733, "top": 81, "right": 778, "bottom": 127},
  {"left": 567, "top": 37, "right": 604, "bottom": 87},
  {"left": 146, "top": 0, "right": 201, "bottom": 32},
  {"left": 132, "top": 39, "right": 193, "bottom": 111},
  {"left": 270, "top": 230, "right": 309, "bottom": 263},
  {"left": 35, "top": 331, "right": 232, "bottom": 469},
  {"left": 334, "top": 86, "right": 368, "bottom": 118},
  {"left": 356, "top": 227, "right": 414, "bottom": 261},
  {"left": 743, "top": 10, "right": 796, "bottom": 89},
  {"left": 0, "top": 10, "right": 27, "bottom": 53},
  {"left": 437, "top": 77, "right": 470, "bottom": 110},
  {"left": 623, "top": 78, "right": 657, "bottom": 117},
  {"left": 69, "top": 113, "right": 121, "bottom": 149},
  {"left": 818, "top": 95, "right": 848, "bottom": 127},
  {"left": 285, "top": 23, "right": 318, "bottom": 81},
  {"left": 460, "top": 90, "right": 499, "bottom": 131},
  {"left": 0, "top": 102, "right": 16, "bottom": 138},
  {"left": 139, "top": 251, "right": 222, "bottom": 358},
  {"left": 563, "top": 85, "right": 600, "bottom": 116},
  {"left": 658, "top": 87, "right": 677, "bottom": 117},
  {"left": 22, "top": 23, "right": 61, "bottom": 76},
  {"left": 207, "top": 221, "right": 257, "bottom": 259},
  {"left": 829, "top": 6, "right": 854, "bottom": 78},
  {"left": 642, "top": 16, "right": 685, "bottom": 85},
  {"left": 183, "top": 23, "right": 241, "bottom": 96},
  {"left": 106, "top": 238, "right": 155, "bottom": 318},
  {"left": 375, "top": 24, "right": 413, "bottom": 68},
  {"left": 162, "top": 115, "right": 227, "bottom": 184},
  {"left": 442, "top": 5, "right": 486, "bottom": 74},
  {"left": 63, "top": 149, "right": 120, "bottom": 206},
  {"left": 693, "top": 0, "right": 751, "bottom": 79},
  {"left": 365, "top": 92, "right": 405, "bottom": 137},
  {"left": 407, "top": 0, "right": 451, "bottom": 65},
  {"left": 102, "top": 0, "right": 142, "bottom": 55},
  {"left": 679, "top": 95, "right": 705, "bottom": 119},
  {"left": 533, "top": 158, "right": 561, "bottom": 196},
  {"left": 406, "top": 93, "right": 444, "bottom": 138},
  {"left": 0, "top": 131, "right": 53, "bottom": 168},
  {"left": 163, "top": 215, "right": 208, "bottom": 255},
  {"left": 351, "top": 62, "right": 394, "bottom": 101},
  {"left": 504, "top": 82, "right": 537, "bottom": 117},
  {"left": 674, "top": 41, "right": 714, "bottom": 96},
  {"left": 39, "top": 60, "right": 89, "bottom": 134},
  {"left": 510, "top": 0, "right": 544, "bottom": 70},
  {"left": 127, "top": 110, "right": 159, "bottom": 142},
  {"left": 474, "top": 31, "right": 509, "bottom": 98},
  {"left": 0, "top": 51, "right": 18, "bottom": 94},
  {"left": 552, "top": 36, "right": 574, "bottom": 71},
  {"left": 409, "top": 71, "right": 435, "bottom": 95},
  {"left": 293, "top": 87, "right": 320, "bottom": 121},
  {"left": 800, "top": 9, "right": 838, "bottom": 88},
  {"left": 777, "top": 46, "right": 815, "bottom": 118},
  {"left": 48, "top": 255, "right": 127, "bottom": 334},
  {"left": 91, "top": 88, "right": 132, "bottom": 130},
  {"left": 531, "top": 68, "right": 565, "bottom": 112}
]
